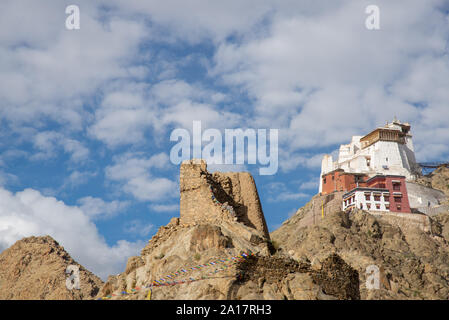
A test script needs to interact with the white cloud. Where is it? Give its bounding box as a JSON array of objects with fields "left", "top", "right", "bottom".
[
  {"left": 299, "top": 179, "right": 319, "bottom": 191},
  {"left": 108, "top": 0, "right": 273, "bottom": 43},
  {"left": 124, "top": 219, "right": 154, "bottom": 237},
  {"left": 88, "top": 79, "right": 236, "bottom": 148},
  {"left": 150, "top": 203, "right": 179, "bottom": 213},
  {"left": 269, "top": 191, "right": 310, "bottom": 202},
  {"left": 266, "top": 181, "right": 310, "bottom": 202},
  {"left": 279, "top": 152, "right": 323, "bottom": 172},
  {"left": 32, "top": 131, "right": 89, "bottom": 163},
  {"left": 63, "top": 170, "right": 97, "bottom": 189},
  {"left": 0, "top": 187, "right": 142, "bottom": 280},
  {"left": 77, "top": 196, "right": 129, "bottom": 220},
  {"left": 105, "top": 153, "right": 178, "bottom": 202},
  {"left": 0, "top": 1, "right": 148, "bottom": 133},
  {"left": 0, "top": 170, "right": 18, "bottom": 186},
  {"left": 210, "top": 0, "right": 449, "bottom": 165},
  {"left": 88, "top": 82, "right": 157, "bottom": 147}
]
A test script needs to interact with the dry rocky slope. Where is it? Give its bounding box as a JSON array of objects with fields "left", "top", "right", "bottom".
[
  {"left": 272, "top": 169, "right": 449, "bottom": 300},
  {"left": 96, "top": 160, "right": 360, "bottom": 300},
  {"left": 5, "top": 164, "right": 448, "bottom": 300},
  {"left": 0, "top": 236, "right": 103, "bottom": 300},
  {"left": 416, "top": 166, "right": 449, "bottom": 200}
]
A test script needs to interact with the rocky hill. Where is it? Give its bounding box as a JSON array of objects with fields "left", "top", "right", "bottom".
[
  {"left": 271, "top": 199, "right": 449, "bottom": 299},
  {"left": 3, "top": 163, "right": 449, "bottom": 300},
  {"left": 416, "top": 166, "right": 449, "bottom": 200},
  {"left": 95, "top": 161, "right": 360, "bottom": 300},
  {"left": 96, "top": 217, "right": 359, "bottom": 300},
  {"left": 0, "top": 236, "right": 103, "bottom": 300}
]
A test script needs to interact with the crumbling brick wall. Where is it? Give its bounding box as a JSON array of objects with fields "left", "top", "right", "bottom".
[{"left": 179, "top": 159, "right": 270, "bottom": 239}]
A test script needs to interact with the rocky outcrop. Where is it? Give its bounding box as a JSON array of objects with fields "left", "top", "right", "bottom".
[
  {"left": 0, "top": 236, "right": 103, "bottom": 300},
  {"left": 96, "top": 217, "right": 359, "bottom": 300},
  {"left": 180, "top": 159, "right": 270, "bottom": 239},
  {"left": 272, "top": 203, "right": 449, "bottom": 299},
  {"left": 415, "top": 166, "right": 449, "bottom": 200},
  {"left": 232, "top": 253, "right": 359, "bottom": 300}
]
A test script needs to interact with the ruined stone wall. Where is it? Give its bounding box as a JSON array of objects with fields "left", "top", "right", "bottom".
[
  {"left": 212, "top": 172, "right": 270, "bottom": 239},
  {"left": 370, "top": 211, "right": 431, "bottom": 233},
  {"left": 179, "top": 159, "right": 270, "bottom": 239}
]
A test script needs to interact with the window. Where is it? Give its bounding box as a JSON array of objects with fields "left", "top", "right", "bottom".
[
  {"left": 394, "top": 197, "right": 401, "bottom": 203},
  {"left": 386, "top": 204, "right": 390, "bottom": 210},
  {"left": 384, "top": 196, "right": 389, "bottom": 202},
  {"left": 393, "top": 182, "right": 401, "bottom": 191},
  {"left": 323, "top": 178, "right": 326, "bottom": 184},
  {"left": 396, "top": 205, "right": 402, "bottom": 210},
  {"left": 376, "top": 204, "right": 380, "bottom": 210},
  {"left": 365, "top": 194, "right": 371, "bottom": 201},
  {"left": 367, "top": 203, "right": 371, "bottom": 209},
  {"left": 374, "top": 195, "right": 381, "bottom": 201}
]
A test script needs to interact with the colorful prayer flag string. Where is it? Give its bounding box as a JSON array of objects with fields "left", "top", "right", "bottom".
[{"left": 97, "top": 252, "right": 253, "bottom": 300}]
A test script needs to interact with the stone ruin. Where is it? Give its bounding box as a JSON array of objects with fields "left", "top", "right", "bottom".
[{"left": 179, "top": 159, "right": 270, "bottom": 239}]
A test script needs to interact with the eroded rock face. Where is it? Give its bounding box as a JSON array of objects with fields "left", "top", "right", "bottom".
[
  {"left": 179, "top": 159, "right": 270, "bottom": 239},
  {"left": 232, "top": 254, "right": 359, "bottom": 300},
  {"left": 0, "top": 236, "right": 103, "bottom": 300},
  {"left": 96, "top": 216, "right": 359, "bottom": 300},
  {"left": 272, "top": 205, "right": 449, "bottom": 300},
  {"left": 189, "top": 225, "right": 233, "bottom": 251},
  {"left": 416, "top": 166, "right": 449, "bottom": 199}
]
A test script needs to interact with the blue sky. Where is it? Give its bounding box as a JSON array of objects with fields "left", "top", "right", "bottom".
[{"left": 1, "top": 0, "right": 449, "bottom": 279}]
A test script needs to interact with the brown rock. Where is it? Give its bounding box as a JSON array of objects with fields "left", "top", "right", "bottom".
[{"left": 0, "top": 236, "right": 103, "bottom": 300}]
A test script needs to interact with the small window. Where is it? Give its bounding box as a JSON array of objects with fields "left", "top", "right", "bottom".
[
  {"left": 386, "top": 204, "right": 390, "bottom": 210},
  {"left": 393, "top": 184, "right": 400, "bottom": 191},
  {"left": 376, "top": 204, "right": 380, "bottom": 210},
  {"left": 395, "top": 197, "right": 401, "bottom": 203},
  {"left": 365, "top": 194, "right": 370, "bottom": 201},
  {"left": 374, "top": 195, "right": 381, "bottom": 201},
  {"left": 367, "top": 203, "right": 371, "bottom": 209},
  {"left": 396, "top": 205, "right": 402, "bottom": 210},
  {"left": 384, "top": 196, "right": 389, "bottom": 202}
]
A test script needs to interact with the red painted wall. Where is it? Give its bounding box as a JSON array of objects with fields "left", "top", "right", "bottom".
[
  {"left": 322, "top": 170, "right": 367, "bottom": 195},
  {"left": 366, "top": 175, "right": 411, "bottom": 213},
  {"left": 384, "top": 176, "right": 411, "bottom": 213}
]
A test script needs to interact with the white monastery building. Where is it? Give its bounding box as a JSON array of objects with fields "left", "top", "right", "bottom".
[{"left": 319, "top": 119, "right": 421, "bottom": 193}]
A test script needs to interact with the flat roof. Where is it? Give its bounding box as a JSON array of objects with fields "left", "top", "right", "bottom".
[{"left": 366, "top": 174, "right": 406, "bottom": 183}]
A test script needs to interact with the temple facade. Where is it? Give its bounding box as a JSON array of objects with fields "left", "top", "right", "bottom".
[
  {"left": 342, "top": 175, "right": 411, "bottom": 213},
  {"left": 319, "top": 119, "right": 421, "bottom": 193}
]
